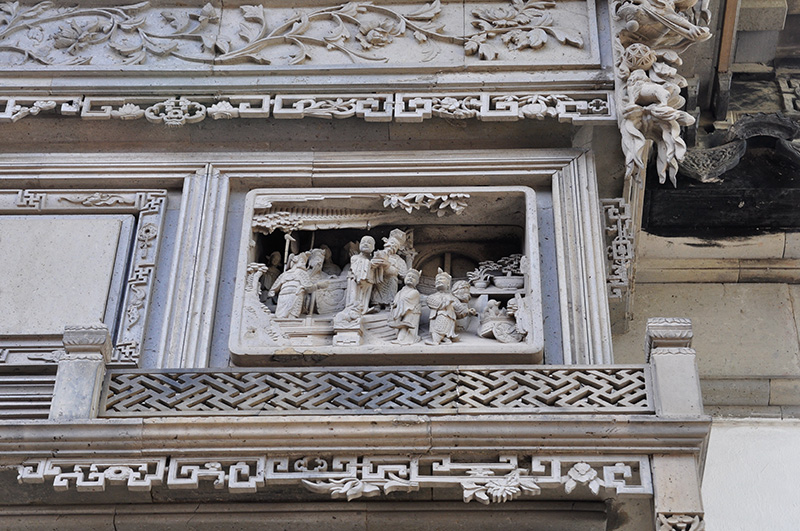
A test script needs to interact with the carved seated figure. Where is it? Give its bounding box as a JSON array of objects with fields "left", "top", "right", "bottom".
[{"left": 371, "top": 229, "right": 409, "bottom": 309}]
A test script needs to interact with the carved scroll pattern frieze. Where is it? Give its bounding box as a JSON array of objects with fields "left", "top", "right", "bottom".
[
  {"left": 100, "top": 366, "right": 653, "bottom": 416},
  {"left": 18, "top": 455, "right": 653, "bottom": 502},
  {"left": 0, "top": 0, "right": 591, "bottom": 68},
  {"left": 0, "top": 189, "right": 167, "bottom": 367},
  {"left": 612, "top": 0, "right": 711, "bottom": 185},
  {"left": 0, "top": 92, "right": 613, "bottom": 125},
  {"left": 601, "top": 198, "right": 633, "bottom": 300}
]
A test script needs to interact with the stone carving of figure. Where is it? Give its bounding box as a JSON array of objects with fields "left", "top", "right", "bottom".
[
  {"left": 390, "top": 269, "right": 422, "bottom": 345},
  {"left": 268, "top": 252, "right": 327, "bottom": 319},
  {"left": 370, "top": 229, "right": 409, "bottom": 308},
  {"left": 320, "top": 244, "right": 341, "bottom": 276},
  {"left": 348, "top": 236, "right": 381, "bottom": 314},
  {"left": 261, "top": 251, "right": 282, "bottom": 293},
  {"left": 426, "top": 269, "right": 476, "bottom": 345},
  {"left": 307, "top": 247, "right": 346, "bottom": 315},
  {"left": 451, "top": 280, "right": 477, "bottom": 332}
]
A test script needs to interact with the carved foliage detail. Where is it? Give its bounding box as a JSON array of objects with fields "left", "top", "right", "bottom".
[{"left": 0, "top": 0, "right": 586, "bottom": 66}]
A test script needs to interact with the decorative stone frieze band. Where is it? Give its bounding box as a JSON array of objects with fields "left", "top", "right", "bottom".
[
  {"left": 17, "top": 455, "right": 652, "bottom": 503},
  {"left": 0, "top": 0, "right": 595, "bottom": 69},
  {"left": 100, "top": 365, "right": 654, "bottom": 416},
  {"left": 0, "top": 92, "right": 614, "bottom": 126}
]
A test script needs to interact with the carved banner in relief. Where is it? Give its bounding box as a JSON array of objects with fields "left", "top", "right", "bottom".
[
  {"left": 230, "top": 187, "right": 544, "bottom": 365},
  {"left": 0, "top": 0, "right": 598, "bottom": 70}
]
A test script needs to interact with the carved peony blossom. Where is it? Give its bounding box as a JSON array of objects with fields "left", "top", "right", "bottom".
[
  {"left": 357, "top": 19, "right": 402, "bottom": 49},
  {"left": 111, "top": 103, "right": 145, "bottom": 120}
]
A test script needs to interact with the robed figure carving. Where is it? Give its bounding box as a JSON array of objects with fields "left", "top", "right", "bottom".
[{"left": 390, "top": 269, "right": 422, "bottom": 345}]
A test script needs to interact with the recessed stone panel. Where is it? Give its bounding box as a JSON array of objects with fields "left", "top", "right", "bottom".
[
  {"left": 0, "top": 215, "right": 130, "bottom": 336},
  {"left": 230, "top": 187, "right": 544, "bottom": 365}
]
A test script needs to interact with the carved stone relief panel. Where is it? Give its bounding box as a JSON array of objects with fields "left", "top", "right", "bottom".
[
  {"left": 0, "top": 0, "right": 599, "bottom": 71},
  {"left": 230, "top": 187, "right": 543, "bottom": 365},
  {"left": 0, "top": 189, "right": 167, "bottom": 367}
]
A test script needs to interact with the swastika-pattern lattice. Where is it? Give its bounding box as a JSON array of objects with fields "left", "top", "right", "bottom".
[{"left": 101, "top": 366, "right": 652, "bottom": 417}]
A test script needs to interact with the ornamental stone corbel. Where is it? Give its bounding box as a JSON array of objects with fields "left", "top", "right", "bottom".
[
  {"left": 611, "top": 0, "right": 712, "bottom": 186},
  {"left": 48, "top": 323, "right": 112, "bottom": 420}
]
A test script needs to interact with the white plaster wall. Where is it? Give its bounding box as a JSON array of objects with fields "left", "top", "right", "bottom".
[{"left": 703, "top": 419, "right": 800, "bottom": 530}]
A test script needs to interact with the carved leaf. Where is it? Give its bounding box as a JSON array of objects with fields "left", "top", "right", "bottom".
[
  {"left": 289, "top": 12, "right": 311, "bottom": 36},
  {"left": 406, "top": 0, "right": 442, "bottom": 21},
  {"left": 478, "top": 42, "right": 498, "bottom": 60},
  {"left": 240, "top": 4, "right": 265, "bottom": 24},
  {"left": 161, "top": 11, "right": 191, "bottom": 33},
  {"left": 525, "top": 28, "right": 547, "bottom": 49},
  {"left": 239, "top": 23, "right": 260, "bottom": 44},
  {"left": 119, "top": 16, "right": 146, "bottom": 32},
  {"left": 543, "top": 27, "right": 583, "bottom": 48},
  {"left": 145, "top": 40, "right": 178, "bottom": 57}
]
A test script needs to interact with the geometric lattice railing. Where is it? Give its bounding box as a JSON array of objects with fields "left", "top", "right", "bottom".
[{"left": 100, "top": 365, "right": 653, "bottom": 417}]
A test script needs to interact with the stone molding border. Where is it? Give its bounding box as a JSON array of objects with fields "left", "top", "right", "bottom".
[
  {"left": 0, "top": 92, "right": 614, "bottom": 126},
  {"left": 0, "top": 189, "right": 167, "bottom": 367},
  {"left": 17, "top": 454, "right": 652, "bottom": 503}
]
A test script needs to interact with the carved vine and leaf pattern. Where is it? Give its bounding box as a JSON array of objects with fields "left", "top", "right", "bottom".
[{"left": 0, "top": 0, "right": 585, "bottom": 66}]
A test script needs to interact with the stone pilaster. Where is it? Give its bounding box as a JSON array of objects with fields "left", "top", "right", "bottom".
[{"left": 48, "top": 324, "right": 111, "bottom": 420}]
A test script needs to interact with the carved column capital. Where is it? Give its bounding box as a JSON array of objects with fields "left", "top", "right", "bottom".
[
  {"left": 657, "top": 513, "right": 705, "bottom": 531},
  {"left": 645, "top": 317, "right": 693, "bottom": 360},
  {"left": 62, "top": 323, "right": 112, "bottom": 363}
]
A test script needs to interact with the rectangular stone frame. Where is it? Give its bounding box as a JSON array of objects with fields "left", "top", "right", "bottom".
[
  {"left": 214, "top": 148, "right": 612, "bottom": 366},
  {"left": 229, "top": 186, "right": 544, "bottom": 364},
  {"left": 0, "top": 189, "right": 167, "bottom": 367}
]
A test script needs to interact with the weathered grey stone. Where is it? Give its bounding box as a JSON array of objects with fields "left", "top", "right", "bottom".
[
  {"left": 770, "top": 378, "right": 800, "bottom": 405},
  {"left": 701, "top": 378, "right": 771, "bottom": 406},
  {"left": 738, "top": 0, "right": 788, "bottom": 31},
  {"left": 613, "top": 284, "right": 800, "bottom": 378},
  {"left": 734, "top": 31, "right": 782, "bottom": 64}
]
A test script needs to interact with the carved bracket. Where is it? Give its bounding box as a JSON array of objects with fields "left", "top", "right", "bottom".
[
  {"left": 18, "top": 455, "right": 653, "bottom": 502},
  {"left": 0, "top": 92, "right": 614, "bottom": 126},
  {"left": 611, "top": 0, "right": 711, "bottom": 186}
]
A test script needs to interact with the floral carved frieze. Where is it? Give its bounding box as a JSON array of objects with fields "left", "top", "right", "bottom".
[
  {"left": 18, "top": 455, "right": 653, "bottom": 502},
  {"left": 0, "top": 0, "right": 597, "bottom": 69},
  {"left": 612, "top": 0, "right": 711, "bottom": 186},
  {"left": 0, "top": 92, "right": 613, "bottom": 125}
]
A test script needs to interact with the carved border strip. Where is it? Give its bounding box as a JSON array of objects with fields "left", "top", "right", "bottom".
[
  {"left": 0, "top": 92, "right": 614, "bottom": 126},
  {"left": 601, "top": 198, "right": 633, "bottom": 300},
  {"left": 17, "top": 455, "right": 652, "bottom": 503},
  {"left": 0, "top": 189, "right": 167, "bottom": 367},
  {"left": 99, "top": 366, "right": 654, "bottom": 416}
]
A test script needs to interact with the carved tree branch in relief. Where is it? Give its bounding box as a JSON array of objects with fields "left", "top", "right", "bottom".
[
  {"left": 612, "top": 0, "right": 711, "bottom": 186},
  {"left": 0, "top": 0, "right": 584, "bottom": 66}
]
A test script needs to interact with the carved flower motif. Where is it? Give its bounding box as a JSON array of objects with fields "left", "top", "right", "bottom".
[
  {"left": 112, "top": 103, "right": 145, "bottom": 120},
  {"left": 53, "top": 20, "right": 106, "bottom": 54},
  {"left": 357, "top": 20, "right": 401, "bottom": 49},
  {"left": 472, "top": 5, "right": 532, "bottom": 27},
  {"left": 208, "top": 101, "right": 239, "bottom": 120}
]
